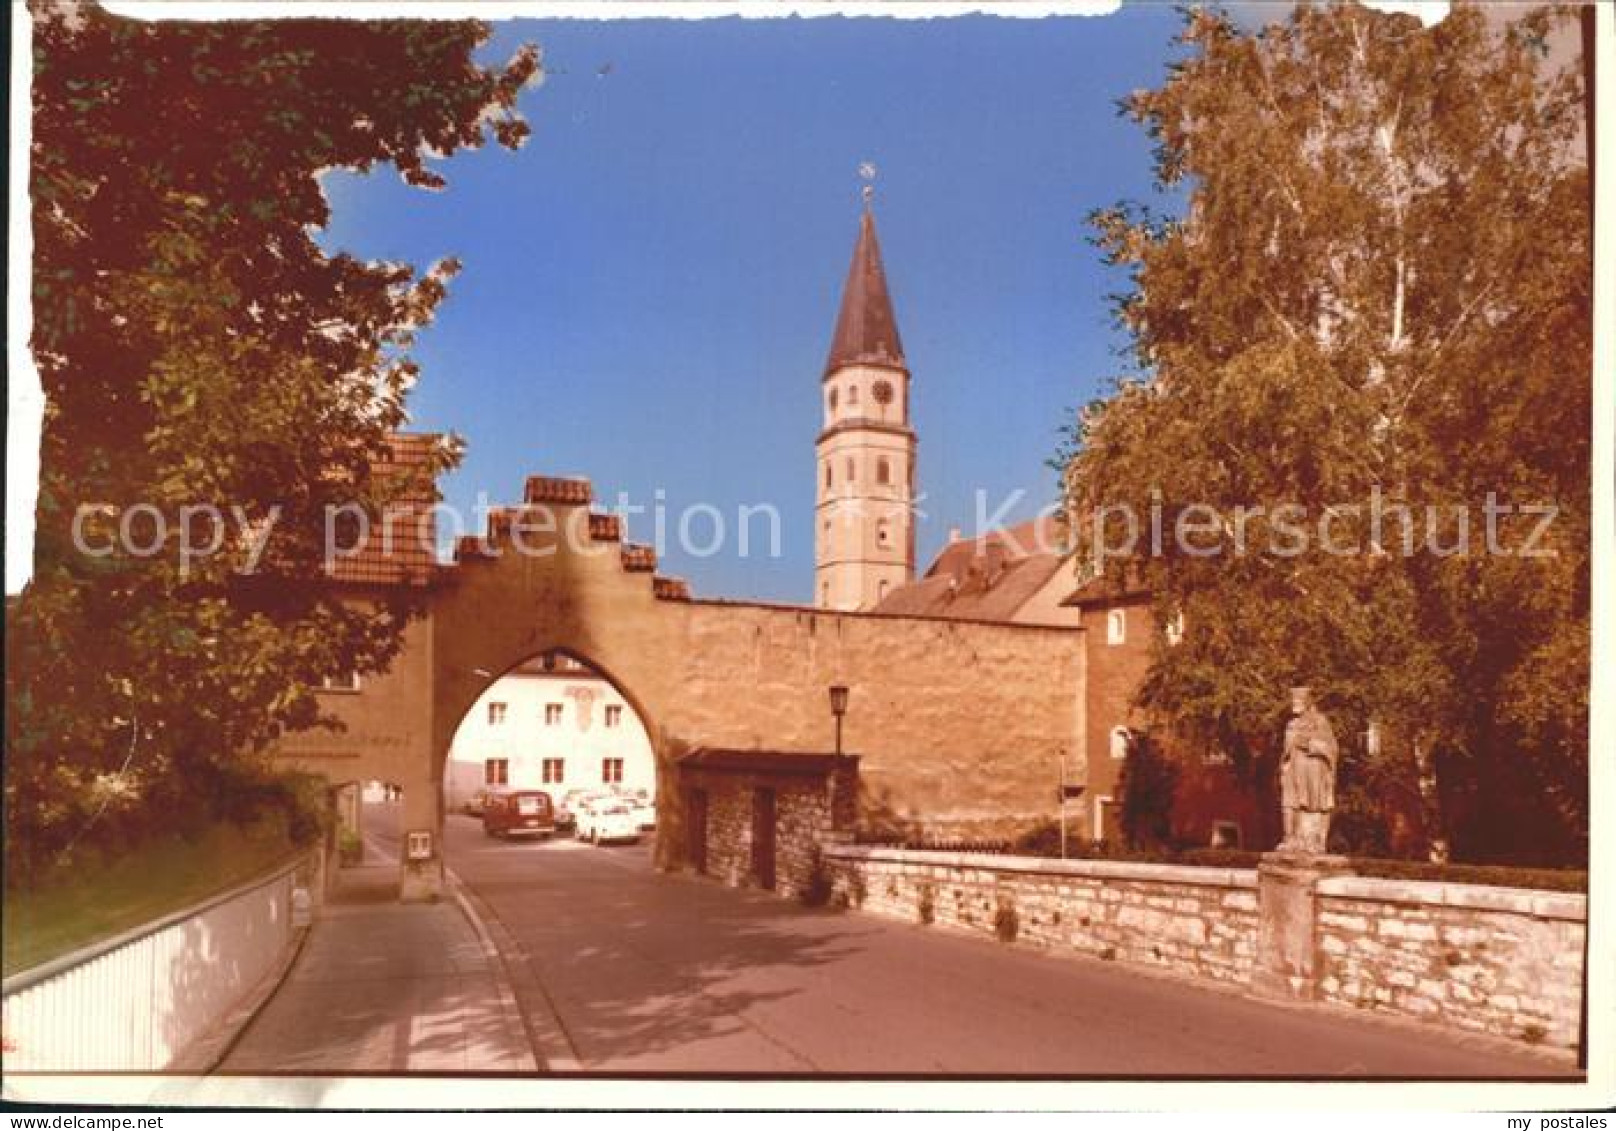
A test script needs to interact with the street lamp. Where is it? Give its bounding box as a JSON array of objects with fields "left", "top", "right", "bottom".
[{"left": 828, "top": 684, "right": 850, "bottom": 755}]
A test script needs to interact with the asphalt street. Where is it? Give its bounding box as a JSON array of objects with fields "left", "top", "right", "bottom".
[{"left": 368, "top": 803, "right": 1578, "bottom": 1079}]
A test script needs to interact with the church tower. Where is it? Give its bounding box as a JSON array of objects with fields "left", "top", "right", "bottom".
[{"left": 815, "top": 195, "right": 916, "bottom": 611}]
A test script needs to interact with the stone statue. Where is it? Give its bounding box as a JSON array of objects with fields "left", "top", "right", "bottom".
[{"left": 1277, "top": 686, "right": 1339, "bottom": 855}]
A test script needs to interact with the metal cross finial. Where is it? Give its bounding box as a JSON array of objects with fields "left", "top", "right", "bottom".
[{"left": 858, "top": 161, "right": 877, "bottom": 208}]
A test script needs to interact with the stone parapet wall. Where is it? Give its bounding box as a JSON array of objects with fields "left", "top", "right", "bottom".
[
  {"left": 1314, "top": 875, "right": 1585, "bottom": 1054},
  {"left": 822, "top": 846, "right": 1585, "bottom": 1059},
  {"left": 823, "top": 847, "right": 1258, "bottom": 988}
]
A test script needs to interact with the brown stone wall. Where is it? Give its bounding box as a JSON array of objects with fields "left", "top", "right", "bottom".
[
  {"left": 1314, "top": 876, "right": 1585, "bottom": 1055},
  {"left": 824, "top": 847, "right": 1259, "bottom": 988},
  {"left": 273, "top": 483, "right": 1083, "bottom": 894}
]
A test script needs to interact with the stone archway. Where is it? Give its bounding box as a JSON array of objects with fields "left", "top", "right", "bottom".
[{"left": 276, "top": 471, "right": 1087, "bottom": 901}]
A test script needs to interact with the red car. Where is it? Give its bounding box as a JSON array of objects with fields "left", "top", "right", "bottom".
[{"left": 481, "top": 789, "right": 556, "bottom": 839}]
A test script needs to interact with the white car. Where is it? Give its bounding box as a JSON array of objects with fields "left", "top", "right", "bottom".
[
  {"left": 630, "top": 797, "right": 656, "bottom": 831},
  {"left": 578, "top": 798, "right": 641, "bottom": 845}
]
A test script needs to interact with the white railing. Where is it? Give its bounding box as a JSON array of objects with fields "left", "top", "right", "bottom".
[{"left": 2, "top": 851, "right": 312, "bottom": 1072}]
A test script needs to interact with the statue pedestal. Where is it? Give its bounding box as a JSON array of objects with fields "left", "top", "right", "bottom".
[{"left": 1251, "top": 852, "right": 1352, "bottom": 1002}]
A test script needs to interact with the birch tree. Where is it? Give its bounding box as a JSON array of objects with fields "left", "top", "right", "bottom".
[{"left": 1063, "top": 2, "right": 1590, "bottom": 863}]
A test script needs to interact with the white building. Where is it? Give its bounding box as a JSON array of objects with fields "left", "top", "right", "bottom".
[{"left": 443, "top": 653, "right": 655, "bottom": 809}]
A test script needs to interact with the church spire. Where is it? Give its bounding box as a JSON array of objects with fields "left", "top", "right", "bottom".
[
  {"left": 815, "top": 176, "right": 917, "bottom": 612},
  {"left": 824, "top": 207, "right": 906, "bottom": 376}
]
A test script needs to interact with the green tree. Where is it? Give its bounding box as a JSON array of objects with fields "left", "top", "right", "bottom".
[
  {"left": 6, "top": 3, "right": 540, "bottom": 882},
  {"left": 1116, "top": 732, "right": 1181, "bottom": 852},
  {"left": 1061, "top": 2, "right": 1589, "bottom": 864}
]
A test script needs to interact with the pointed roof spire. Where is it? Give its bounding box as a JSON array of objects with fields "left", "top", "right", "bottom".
[{"left": 825, "top": 204, "right": 906, "bottom": 376}]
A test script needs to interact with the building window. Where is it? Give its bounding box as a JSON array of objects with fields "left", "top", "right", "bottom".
[
  {"left": 485, "top": 758, "right": 509, "bottom": 786},
  {"left": 1109, "top": 726, "right": 1131, "bottom": 761},
  {"left": 828, "top": 388, "right": 838, "bottom": 413},
  {"left": 542, "top": 758, "right": 565, "bottom": 784},
  {"left": 877, "top": 457, "right": 891, "bottom": 485},
  {"left": 1107, "top": 609, "right": 1126, "bottom": 645},
  {"left": 605, "top": 704, "right": 622, "bottom": 728},
  {"left": 1210, "top": 820, "right": 1243, "bottom": 849},
  {"left": 824, "top": 462, "right": 832, "bottom": 490},
  {"left": 602, "top": 757, "right": 624, "bottom": 784},
  {"left": 1164, "top": 611, "right": 1184, "bottom": 646},
  {"left": 848, "top": 384, "right": 860, "bottom": 406},
  {"left": 877, "top": 579, "right": 890, "bottom": 602},
  {"left": 876, "top": 520, "right": 891, "bottom": 549},
  {"left": 545, "top": 703, "right": 563, "bottom": 726},
  {"left": 487, "top": 701, "right": 508, "bottom": 726},
  {"left": 320, "top": 671, "right": 362, "bottom": 694},
  {"left": 821, "top": 580, "right": 830, "bottom": 606},
  {"left": 845, "top": 457, "right": 856, "bottom": 484}
]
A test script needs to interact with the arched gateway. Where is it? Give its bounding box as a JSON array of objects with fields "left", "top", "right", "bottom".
[{"left": 272, "top": 469, "right": 1084, "bottom": 900}]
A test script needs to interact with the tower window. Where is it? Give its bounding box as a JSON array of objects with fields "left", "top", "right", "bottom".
[
  {"left": 877, "top": 520, "right": 892, "bottom": 549},
  {"left": 878, "top": 579, "right": 890, "bottom": 601},
  {"left": 824, "top": 462, "right": 832, "bottom": 490},
  {"left": 848, "top": 385, "right": 860, "bottom": 406},
  {"left": 846, "top": 457, "right": 855, "bottom": 484},
  {"left": 877, "top": 457, "right": 891, "bottom": 486},
  {"left": 828, "top": 388, "right": 839, "bottom": 412}
]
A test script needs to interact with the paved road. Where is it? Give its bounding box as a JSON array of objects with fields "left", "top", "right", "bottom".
[
  {"left": 218, "top": 840, "right": 532, "bottom": 1075},
  {"left": 373, "top": 803, "right": 1574, "bottom": 1078}
]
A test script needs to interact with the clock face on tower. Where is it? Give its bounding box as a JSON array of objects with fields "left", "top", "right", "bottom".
[{"left": 872, "top": 379, "right": 895, "bottom": 407}]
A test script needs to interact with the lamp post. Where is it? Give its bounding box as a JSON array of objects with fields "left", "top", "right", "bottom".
[{"left": 829, "top": 684, "right": 849, "bottom": 755}]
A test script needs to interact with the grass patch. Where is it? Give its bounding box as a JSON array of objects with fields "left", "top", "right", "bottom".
[{"left": 3, "top": 818, "right": 301, "bottom": 978}]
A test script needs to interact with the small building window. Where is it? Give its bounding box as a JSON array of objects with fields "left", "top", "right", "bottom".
[
  {"left": 828, "top": 388, "right": 838, "bottom": 413},
  {"left": 602, "top": 757, "right": 625, "bottom": 784},
  {"left": 877, "top": 457, "right": 891, "bottom": 485},
  {"left": 487, "top": 701, "right": 508, "bottom": 726},
  {"left": 545, "top": 703, "right": 563, "bottom": 726},
  {"left": 1210, "top": 820, "right": 1243, "bottom": 849},
  {"left": 820, "top": 580, "right": 830, "bottom": 606},
  {"left": 541, "top": 757, "right": 565, "bottom": 784},
  {"left": 877, "top": 579, "right": 890, "bottom": 602},
  {"left": 605, "top": 704, "right": 623, "bottom": 728},
  {"left": 876, "top": 520, "right": 892, "bottom": 549},
  {"left": 845, "top": 457, "right": 856, "bottom": 484},
  {"left": 320, "top": 671, "right": 362, "bottom": 694},
  {"left": 848, "top": 384, "right": 860, "bottom": 406},
  {"left": 824, "top": 462, "right": 832, "bottom": 490},
  {"left": 1107, "top": 609, "right": 1126, "bottom": 645},
  {"left": 1109, "top": 726, "right": 1131, "bottom": 761},
  {"left": 485, "top": 758, "right": 509, "bottom": 786},
  {"left": 1164, "top": 611, "right": 1184, "bottom": 646}
]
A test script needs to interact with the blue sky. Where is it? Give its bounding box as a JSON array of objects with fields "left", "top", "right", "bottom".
[{"left": 320, "top": 7, "right": 1190, "bottom": 604}]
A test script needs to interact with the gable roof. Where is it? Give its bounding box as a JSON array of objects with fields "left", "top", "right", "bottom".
[{"left": 873, "top": 514, "right": 1070, "bottom": 622}]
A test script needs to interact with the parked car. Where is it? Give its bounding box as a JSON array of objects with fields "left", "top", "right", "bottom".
[
  {"left": 482, "top": 789, "right": 556, "bottom": 839},
  {"left": 577, "top": 797, "right": 641, "bottom": 845},
  {"left": 463, "top": 789, "right": 491, "bottom": 817},
  {"left": 629, "top": 795, "right": 656, "bottom": 831},
  {"left": 555, "top": 789, "right": 598, "bottom": 834}
]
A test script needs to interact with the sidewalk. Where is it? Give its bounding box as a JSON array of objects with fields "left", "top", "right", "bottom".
[{"left": 216, "top": 851, "right": 535, "bottom": 1075}]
